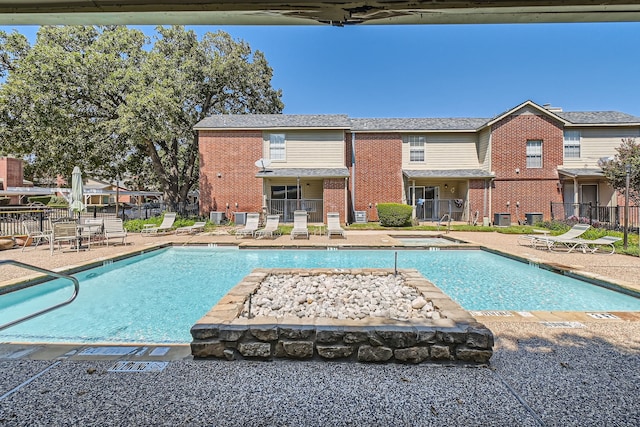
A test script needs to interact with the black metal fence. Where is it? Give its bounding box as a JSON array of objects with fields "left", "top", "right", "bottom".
[
  {"left": 0, "top": 202, "right": 199, "bottom": 236},
  {"left": 550, "top": 202, "right": 639, "bottom": 231}
]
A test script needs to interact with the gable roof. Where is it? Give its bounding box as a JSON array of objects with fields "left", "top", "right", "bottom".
[
  {"left": 558, "top": 111, "right": 640, "bottom": 125},
  {"left": 480, "top": 100, "right": 569, "bottom": 129},
  {"left": 194, "top": 114, "right": 351, "bottom": 130}
]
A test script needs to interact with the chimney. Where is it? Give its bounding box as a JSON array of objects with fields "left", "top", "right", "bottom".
[{"left": 543, "top": 103, "right": 563, "bottom": 112}]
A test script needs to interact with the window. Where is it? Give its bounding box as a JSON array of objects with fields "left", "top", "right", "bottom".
[
  {"left": 269, "top": 133, "right": 285, "bottom": 161},
  {"left": 526, "top": 140, "right": 542, "bottom": 168},
  {"left": 563, "top": 130, "right": 581, "bottom": 159},
  {"left": 408, "top": 135, "right": 426, "bottom": 162}
]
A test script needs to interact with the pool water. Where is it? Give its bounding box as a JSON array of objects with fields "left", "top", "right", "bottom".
[{"left": 1, "top": 247, "right": 639, "bottom": 344}]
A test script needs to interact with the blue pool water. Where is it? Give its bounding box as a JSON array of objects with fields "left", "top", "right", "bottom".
[{"left": 1, "top": 247, "right": 639, "bottom": 344}]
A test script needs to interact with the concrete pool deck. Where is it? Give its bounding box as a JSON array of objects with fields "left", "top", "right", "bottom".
[{"left": 0, "top": 230, "right": 639, "bottom": 425}]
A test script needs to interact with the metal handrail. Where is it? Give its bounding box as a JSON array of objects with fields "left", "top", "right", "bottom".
[{"left": 0, "top": 259, "right": 80, "bottom": 331}]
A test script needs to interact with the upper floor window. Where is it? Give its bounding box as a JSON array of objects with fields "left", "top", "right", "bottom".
[
  {"left": 563, "top": 130, "right": 581, "bottom": 159},
  {"left": 269, "top": 133, "right": 285, "bottom": 161},
  {"left": 526, "top": 140, "right": 542, "bottom": 168},
  {"left": 408, "top": 135, "right": 426, "bottom": 162}
]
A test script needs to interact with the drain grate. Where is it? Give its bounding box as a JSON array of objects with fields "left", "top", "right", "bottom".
[
  {"left": 78, "top": 347, "right": 139, "bottom": 356},
  {"left": 541, "top": 321, "right": 586, "bottom": 329},
  {"left": 587, "top": 313, "right": 619, "bottom": 319},
  {"left": 108, "top": 361, "right": 168, "bottom": 373},
  {"left": 469, "top": 311, "right": 513, "bottom": 317}
]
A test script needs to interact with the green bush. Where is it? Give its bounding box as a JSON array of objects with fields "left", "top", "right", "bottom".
[
  {"left": 47, "top": 196, "right": 68, "bottom": 206},
  {"left": 376, "top": 203, "right": 413, "bottom": 227},
  {"left": 27, "top": 195, "right": 53, "bottom": 205}
]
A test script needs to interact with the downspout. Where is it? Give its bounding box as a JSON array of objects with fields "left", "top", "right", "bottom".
[
  {"left": 345, "top": 177, "right": 349, "bottom": 225},
  {"left": 350, "top": 132, "right": 356, "bottom": 223}
]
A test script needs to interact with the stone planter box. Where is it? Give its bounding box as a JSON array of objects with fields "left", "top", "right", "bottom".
[{"left": 191, "top": 268, "right": 494, "bottom": 364}]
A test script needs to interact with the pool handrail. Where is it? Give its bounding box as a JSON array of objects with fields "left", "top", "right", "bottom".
[{"left": 0, "top": 259, "right": 80, "bottom": 332}]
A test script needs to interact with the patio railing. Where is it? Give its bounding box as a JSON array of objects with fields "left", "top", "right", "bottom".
[
  {"left": 266, "top": 199, "right": 323, "bottom": 223},
  {"left": 550, "top": 202, "right": 639, "bottom": 231}
]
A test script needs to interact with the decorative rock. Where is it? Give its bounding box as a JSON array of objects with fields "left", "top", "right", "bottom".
[
  {"left": 394, "top": 347, "right": 430, "bottom": 363},
  {"left": 238, "top": 342, "right": 272, "bottom": 358},
  {"left": 317, "top": 345, "right": 354, "bottom": 359},
  {"left": 316, "top": 329, "right": 345, "bottom": 343},
  {"left": 456, "top": 347, "right": 493, "bottom": 363},
  {"left": 358, "top": 345, "right": 393, "bottom": 362},
  {"left": 250, "top": 326, "right": 278, "bottom": 342},
  {"left": 282, "top": 341, "right": 314, "bottom": 359},
  {"left": 191, "top": 340, "right": 226, "bottom": 358},
  {"left": 411, "top": 296, "right": 427, "bottom": 309},
  {"left": 430, "top": 345, "right": 451, "bottom": 360}
]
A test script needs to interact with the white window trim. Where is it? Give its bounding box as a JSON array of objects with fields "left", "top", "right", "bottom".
[
  {"left": 526, "top": 140, "right": 542, "bottom": 168},
  {"left": 269, "top": 133, "right": 286, "bottom": 162},
  {"left": 563, "top": 130, "right": 581, "bottom": 159},
  {"left": 408, "top": 135, "right": 426, "bottom": 163}
]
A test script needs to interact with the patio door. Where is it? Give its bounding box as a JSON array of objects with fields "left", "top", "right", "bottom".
[
  {"left": 580, "top": 184, "right": 598, "bottom": 219},
  {"left": 271, "top": 185, "right": 300, "bottom": 222},
  {"left": 409, "top": 186, "right": 438, "bottom": 220}
]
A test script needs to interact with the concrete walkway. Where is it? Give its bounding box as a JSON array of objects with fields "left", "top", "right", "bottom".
[{"left": 0, "top": 230, "right": 639, "bottom": 426}]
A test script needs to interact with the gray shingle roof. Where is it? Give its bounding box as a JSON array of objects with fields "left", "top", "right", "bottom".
[
  {"left": 194, "top": 114, "right": 351, "bottom": 129},
  {"left": 350, "top": 118, "right": 488, "bottom": 131},
  {"left": 256, "top": 168, "right": 350, "bottom": 178},
  {"left": 557, "top": 111, "right": 640, "bottom": 124},
  {"left": 557, "top": 168, "right": 604, "bottom": 178},
  {"left": 403, "top": 169, "right": 495, "bottom": 179}
]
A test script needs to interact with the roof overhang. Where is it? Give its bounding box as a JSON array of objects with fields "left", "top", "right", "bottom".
[
  {"left": 557, "top": 168, "right": 605, "bottom": 178},
  {"left": 256, "top": 167, "right": 350, "bottom": 178},
  {"left": 480, "top": 100, "right": 569, "bottom": 130},
  {"left": 2, "top": 2, "right": 640, "bottom": 26},
  {"left": 403, "top": 169, "right": 495, "bottom": 179}
]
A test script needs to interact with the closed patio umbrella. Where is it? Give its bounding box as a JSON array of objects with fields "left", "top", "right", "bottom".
[{"left": 70, "top": 166, "right": 85, "bottom": 213}]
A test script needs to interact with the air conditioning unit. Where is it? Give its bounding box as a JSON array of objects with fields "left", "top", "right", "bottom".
[{"left": 354, "top": 211, "right": 367, "bottom": 223}]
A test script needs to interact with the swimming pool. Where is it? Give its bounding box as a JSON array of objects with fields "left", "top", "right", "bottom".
[{"left": 1, "top": 247, "right": 639, "bottom": 344}]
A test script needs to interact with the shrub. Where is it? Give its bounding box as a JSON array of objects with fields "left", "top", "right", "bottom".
[
  {"left": 27, "top": 195, "right": 53, "bottom": 205},
  {"left": 376, "top": 203, "right": 413, "bottom": 227}
]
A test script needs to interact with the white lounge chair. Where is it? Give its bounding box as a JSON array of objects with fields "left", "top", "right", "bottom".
[
  {"left": 521, "top": 224, "right": 591, "bottom": 251},
  {"left": 235, "top": 213, "right": 260, "bottom": 239},
  {"left": 326, "top": 212, "right": 345, "bottom": 238},
  {"left": 141, "top": 212, "right": 176, "bottom": 236},
  {"left": 21, "top": 219, "right": 52, "bottom": 252},
  {"left": 255, "top": 215, "right": 281, "bottom": 239},
  {"left": 291, "top": 210, "right": 309, "bottom": 239},
  {"left": 569, "top": 235, "right": 621, "bottom": 255},
  {"left": 175, "top": 221, "right": 207, "bottom": 235},
  {"left": 103, "top": 218, "right": 128, "bottom": 246}
]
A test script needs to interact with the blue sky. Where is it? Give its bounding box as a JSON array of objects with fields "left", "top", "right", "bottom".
[{"left": 3, "top": 23, "right": 640, "bottom": 118}]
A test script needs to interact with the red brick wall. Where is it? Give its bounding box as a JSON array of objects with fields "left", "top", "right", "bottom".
[
  {"left": 198, "top": 130, "right": 264, "bottom": 217},
  {"left": 491, "top": 113, "right": 564, "bottom": 221},
  {"left": 0, "top": 157, "right": 24, "bottom": 204},
  {"left": 353, "top": 132, "right": 403, "bottom": 221},
  {"left": 323, "top": 178, "right": 346, "bottom": 223},
  {"left": 467, "top": 179, "right": 489, "bottom": 222}
]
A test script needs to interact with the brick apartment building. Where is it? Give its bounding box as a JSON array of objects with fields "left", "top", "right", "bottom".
[{"left": 195, "top": 100, "right": 640, "bottom": 225}]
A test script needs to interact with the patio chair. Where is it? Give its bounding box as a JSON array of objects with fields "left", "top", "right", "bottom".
[
  {"left": 235, "top": 213, "right": 260, "bottom": 239},
  {"left": 569, "top": 235, "right": 622, "bottom": 255},
  {"left": 290, "top": 210, "right": 309, "bottom": 239},
  {"left": 326, "top": 212, "right": 345, "bottom": 238},
  {"left": 50, "top": 221, "right": 80, "bottom": 255},
  {"left": 525, "top": 224, "right": 591, "bottom": 251},
  {"left": 21, "top": 219, "right": 52, "bottom": 252},
  {"left": 141, "top": 212, "right": 177, "bottom": 236},
  {"left": 175, "top": 221, "right": 207, "bottom": 235},
  {"left": 103, "top": 218, "right": 128, "bottom": 246},
  {"left": 255, "top": 215, "right": 281, "bottom": 239}
]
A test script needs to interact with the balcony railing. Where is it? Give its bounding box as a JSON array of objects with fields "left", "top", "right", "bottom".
[{"left": 266, "top": 199, "right": 323, "bottom": 223}]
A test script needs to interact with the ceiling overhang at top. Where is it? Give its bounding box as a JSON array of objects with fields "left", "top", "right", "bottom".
[{"left": 2, "top": 1, "right": 640, "bottom": 26}]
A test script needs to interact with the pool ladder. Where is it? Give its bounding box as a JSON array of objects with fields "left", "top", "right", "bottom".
[
  {"left": 437, "top": 214, "right": 452, "bottom": 233},
  {"left": 0, "top": 259, "right": 80, "bottom": 332}
]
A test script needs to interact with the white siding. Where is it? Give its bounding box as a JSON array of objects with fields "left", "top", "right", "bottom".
[
  {"left": 402, "top": 133, "right": 480, "bottom": 169},
  {"left": 263, "top": 130, "right": 345, "bottom": 168},
  {"left": 478, "top": 128, "right": 491, "bottom": 170},
  {"left": 562, "top": 127, "right": 640, "bottom": 168}
]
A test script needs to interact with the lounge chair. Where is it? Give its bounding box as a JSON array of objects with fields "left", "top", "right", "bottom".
[
  {"left": 255, "top": 215, "right": 281, "bottom": 239},
  {"left": 326, "top": 212, "right": 345, "bottom": 238},
  {"left": 21, "top": 219, "right": 52, "bottom": 252},
  {"left": 569, "top": 235, "right": 622, "bottom": 255},
  {"left": 103, "top": 218, "right": 128, "bottom": 246},
  {"left": 290, "top": 210, "right": 309, "bottom": 239},
  {"left": 50, "top": 221, "right": 79, "bottom": 255},
  {"left": 521, "top": 223, "right": 591, "bottom": 251},
  {"left": 235, "top": 213, "right": 260, "bottom": 239},
  {"left": 141, "top": 212, "right": 177, "bottom": 236},
  {"left": 175, "top": 221, "right": 207, "bottom": 235}
]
